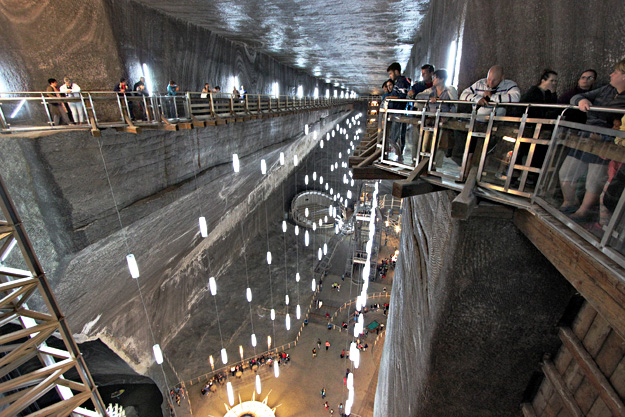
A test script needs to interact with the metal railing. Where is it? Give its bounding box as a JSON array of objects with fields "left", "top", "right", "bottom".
[
  {"left": 0, "top": 91, "right": 357, "bottom": 133},
  {"left": 378, "top": 98, "right": 625, "bottom": 269}
]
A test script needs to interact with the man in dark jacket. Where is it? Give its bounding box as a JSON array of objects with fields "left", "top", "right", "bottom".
[{"left": 386, "top": 62, "right": 411, "bottom": 162}]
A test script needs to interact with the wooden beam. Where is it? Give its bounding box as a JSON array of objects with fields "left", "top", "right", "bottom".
[
  {"left": 348, "top": 156, "right": 365, "bottom": 167},
  {"left": 356, "top": 148, "right": 382, "bottom": 168},
  {"left": 191, "top": 116, "right": 206, "bottom": 128},
  {"left": 541, "top": 357, "right": 583, "bottom": 417},
  {"left": 351, "top": 166, "right": 404, "bottom": 180},
  {"left": 520, "top": 403, "right": 537, "bottom": 417},
  {"left": 451, "top": 166, "right": 478, "bottom": 220},
  {"left": 159, "top": 115, "right": 178, "bottom": 131},
  {"left": 559, "top": 327, "right": 625, "bottom": 417},
  {"left": 356, "top": 143, "right": 378, "bottom": 159},
  {"left": 391, "top": 157, "right": 432, "bottom": 199},
  {"left": 391, "top": 180, "right": 445, "bottom": 199},
  {"left": 178, "top": 122, "right": 193, "bottom": 130},
  {"left": 513, "top": 209, "right": 625, "bottom": 340}
]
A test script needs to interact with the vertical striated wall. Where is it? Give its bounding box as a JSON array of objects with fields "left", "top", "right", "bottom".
[
  {"left": 405, "top": 0, "right": 625, "bottom": 97},
  {"left": 374, "top": 192, "right": 574, "bottom": 417}
]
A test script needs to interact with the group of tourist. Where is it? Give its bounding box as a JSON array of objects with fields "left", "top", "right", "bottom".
[{"left": 381, "top": 59, "right": 625, "bottom": 230}]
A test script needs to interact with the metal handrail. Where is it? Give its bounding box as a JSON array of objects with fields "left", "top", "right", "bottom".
[
  {"left": 0, "top": 90, "right": 357, "bottom": 133},
  {"left": 377, "top": 97, "right": 625, "bottom": 269}
]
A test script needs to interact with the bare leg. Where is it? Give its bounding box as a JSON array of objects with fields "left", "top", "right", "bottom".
[
  {"left": 560, "top": 180, "right": 579, "bottom": 208},
  {"left": 572, "top": 192, "right": 600, "bottom": 217}
]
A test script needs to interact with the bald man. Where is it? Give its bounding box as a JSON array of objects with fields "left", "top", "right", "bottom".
[{"left": 460, "top": 65, "right": 521, "bottom": 115}]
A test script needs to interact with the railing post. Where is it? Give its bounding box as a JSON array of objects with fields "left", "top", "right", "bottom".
[
  {"left": 185, "top": 92, "right": 193, "bottom": 119},
  {"left": 209, "top": 93, "right": 216, "bottom": 117},
  {"left": 115, "top": 93, "right": 125, "bottom": 122},
  {"left": 229, "top": 94, "right": 234, "bottom": 115},
  {"left": 40, "top": 94, "right": 54, "bottom": 127}
]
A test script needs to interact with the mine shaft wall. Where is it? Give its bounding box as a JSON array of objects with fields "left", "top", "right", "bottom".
[
  {"left": 405, "top": 0, "right": 625, "bottom": 99},
  {"left": 373, "top": 192, "right": 575, "bottom": 417}
]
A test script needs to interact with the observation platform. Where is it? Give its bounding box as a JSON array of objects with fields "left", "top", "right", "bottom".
[{"left": 351, "top": 97, "right": 625, "bottom": 417}]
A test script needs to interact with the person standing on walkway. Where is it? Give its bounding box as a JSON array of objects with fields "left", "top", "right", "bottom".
[
  {"left": 312, "top": 348, "right": 317, "bottom": 358},
  {"left": 338, "top": 403, "right": 343, "bottom": 413},
  {"left": 321, "top": 387, "right": 326, "bottom": 398},
  {"left": 325, "top": 340, "right": 330, "bottom": 351},
  {"left": 317, "top": 338, "right": 321, "bottom": 349}
]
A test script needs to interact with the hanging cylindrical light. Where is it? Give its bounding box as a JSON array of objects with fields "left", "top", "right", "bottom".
[
  {"left": 271, "top": 308, "right": 276, "bottom": 321},
  {"left": 199, "top": 216, "right": 208, "bottom": 238},
  {"left": 311, "top": 278, "right": 316, "bottom": 292},
  {"left": 347, "top": 190, "right": 352, "bottom": 199},
  {"left": 251, "top": 333, "right": 257, "bottom": 347},
  {"left": 239, "top": 345, "right": 244, "bottom": 360},
  {"left": 318, "top": 219, "right": 323, "bottom": 226},
  {"left": 305, "top": 207, "right": 309, "bottom": 217},
  {"left": 305, "top": 174, "right": 309, "bottom": 185},
  {"left": 267, "top": 251, "right": 272, "bottom": 265},
  {"left": 286, "top": 313, "right": 291, "bottom": 330},
  {"left": 232, "top": 154, "right": 240, "bottom": 173},
  {"left": 274, "top": 360, "right": 280, "bottom": 378},
  {"left": 318, "top": 248, "right": 322, "bottom": 260},
  {"left": 126, "top": 254, "right": 140, "bottom": 279},
  {"left": 320, "top": 139, "right": 324, "bottom": 148},
  {"left": 221, "top": 348, "right": 228, "bottom": 364},
  {"left": 325, "top": 183, "right": 328, "bottom": 191},
  {"left": 312, "top": 223, "right": 317, "bottom": 231},
  {"left": 267, "top": 335, "right": 272, "bottom": 350},
  {"left": 312, "top": 171, "right": 317, "bottom": 181},
  {"left": 353, "top": 348, "right": 360, "bottom": 368},
  {"left": 209, "top": 355, "right": 214, "bottom": 370},
  {"left": 256, "top": 375, "right": 262, "bottom": 394},
  {"left": 294, "top": 154, "right": 299, "bottom": 166},
  {"left": 295, "top": 225, "right": 300, "bottom": 235},
  {"left": 261, "top": 159, "right": 267, "bottom": 175},
  {"left": 347, "top": 372, "right": 354, "bottom": 390},
  {"left": 327, "top": 133, "right": 330, "bottom": 140},
  {"left": 285, "top": 294, "right": 290, "bottom": 305},
  {"left": 227, "top": 382, "right": 234, "bottom": 406},
  {"left": 304, "top": 124, "right": 309, "bottom": 135},
  {"left": 280, "top": 152, "right": 285, "bottom": 165},
  {"left": 296, "top": 304, "right": 301, "bottom": 319},
  {"left": 153, "top": 344, "right": 163, "bottom": 364},
  {"left": 305, "top": 230, "right": 310, "bottom": 246},
  {"left": 296, "top": 272, "right": 300, "bottom": 282},
  {"left": 246, "top": 287, "right": 252, "bottom": 302},
  {"left": 282, "top": 220, "right": 287, "bottom": 233},
  {"left": 320, "top": 176, "right": 323, "bottom": 184},
  {"left": 324, "top": 215, "right": 328, "bottom": 223},
  {"left": 209, "top": 277, "right": 217, "bottom": 296},
  {"left": 323, "top": 243, "right": 328, "bottom": 255}
]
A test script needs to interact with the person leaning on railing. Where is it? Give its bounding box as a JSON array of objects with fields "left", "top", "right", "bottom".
[
  {"left": 558, "top": 69, "right": 597, "bottom": 124},
  {"left": 45, "top": 78, "right": 71, "bottom": 126},
  {"left": 59, "top": 77, "right": 85, "bottom": 124},
  {"left": 460, "top": 65, "right": 521, "bottom": 116},
  {"left": 559, "top": 59, "right": 625, "bottom": 224}
]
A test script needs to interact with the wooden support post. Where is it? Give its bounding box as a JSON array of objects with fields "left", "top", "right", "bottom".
[
  {"left": 88, "top": 116, "right": 100, "bottom": 137},
  {"left": 559, "top": 327, "right": 625, "bottom": 417},
  {"left": 541, "top": 356, "right": 583, "bottom": 417},
  {"left": 178, "top": 122, "right": 193, "bottom": 130},
  {"left": 191, "top": 116, "right": 206, "bottom": 128},
  {"left": 520, "top": 403, "right": 537, "bottom": 417},
  {"left": 159, "top": 114, "right": 178, "bottom": 131},
  {"left": 451, "top": 166, "right": 478, "bottom": 220}
]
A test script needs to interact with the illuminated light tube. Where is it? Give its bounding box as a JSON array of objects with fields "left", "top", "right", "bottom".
[
  {"left": 347, "top": 372, "right": 354, "bottom": 390},
  {"left": 296, "top": 304, "right": 301, "bottom": 319},
  {"left": 305, "top": 207, "right": 309, "bottom": 217},
  {"left": 305, "top": 230, "right": 310, "bottom": 246},
  {"left": 209, "top": 277, "right": 217, "bottom": 296},
  {"left": 246, "top": 287, "right": 252, "bottom": 302},
  {"left": 320, "top": 139, "right": 324, "bottom": 149},
  {"left": 353, "top": 348, "right": 360, "bottom": 368},
  {"left": 313, "top": 171, "right": 317, "bottom": 181},
  {"left": 345, "top": 399, "right": 353, "bottom": 416},
  {"left": 305, "top": 124, "right": 309, "bottom": 135},
  {"left": 330, "top": 188, "right": 333, "bottom": 195},
  {"left": 351, "top": 179, "right": 355, "bottom": 187},
  {"left": 319, "top": 176, "right": 324, "bottom": 184},
  {"left": 282, "top": 220, "right": 287, "bottom": 233},
  {"left": 251, "top": 333, "right": 257, "bottom": 347},
  {"left": 209, "top": 355, "right": 214, "bottom": 369},
  {"left": 330, "top": 165, "right": 334, "bottom": 172},
  {"left": 221, "top": 348, "right": 228, "bottom": 364},
  {"left": 347, "top": 190, "right": 352, "bottom": 199},
  {"left": 10, "top": 99, "right": 26, "bottom": 118},
  {"left": 311, "top": 278, "right": 316, "bottom": 292},
  {"left": 227, "top": 382, "right": 234, "bottom": 406},
  {"left": 349, "top": 342, "right": 357, "bottom": 359},
  {"left": 126, "top": 254, "right": 140, "bottom": 279},
  {"left": 261, "top": 159, "right": 267, "bottom": 175},
  {"left": 267, "top": 335, "right": 272, "bottom": 349},
  {"left": 335, "top": 162, "right": 338, "bottom": 169},
  {"left": 313, "top": 222, "right": 316, "bottom": 231},
  {"left": 348, "top": 389, "right": 354, "bottom": 405},
  {"left": 323, "top": 243, "right": 328, "bottom": 255},
  {"left": 199, "top": 216, "right": 208, "bottom": 238},
  {"left": 286, "top": 313, "right": 291, "bottom": 330},
  {"left": 327, "top": 133, "right": 330, "bottom": 140},
  {"left": 285, "top": 294, "right": 289, "bottom": 305},
  {"left": 353, "top": 322, "right": 360, "bottom": 337},
  {"left": 324, "top": 215, "right": 328, "bottom": 223},
  {"left": 271, "top": 308, "right": 276, "bottom": 321},
  {"left": 256, "top": 375, "right": 262, "bottom": 394},
  {"left": 335, "top": 224, "right": 339, "bottom": 234},
  {"left": 239, "top": 345, "right": 244, "bottom": 360},
  {"left": 153, "top": 344, "right": 163, "bottom": 364},
  {"left": 305, "top": 174, "right": 309, "bottom": 185},
  {"left": 318, "top": 248, "right": 322, "bottom": 260},
  {"left": 366, "top": 240, "right": 372, "bottom": 254},
  {"left": 296, "top": 272, "right": 300, "bottom": 282},
  {"left": 295, "top": 225, "right": 300, "bottom": 235},
  {"left": 274, "top": 360, "right": 280, "bottom": 378},
  {"left": 328, "top": 204, "right": 333, "bottom": 215},
  {"left": 339, "top": 152, "right": 342, "bottom": 158},
  {"left": 280, "top": 152, "right": 285, "bottom": 165},
  {"left": 325, "top": 183, "right": 328, "bottom": 191},
  {"left": 232, "top": 154, "right": 240, "bottom": 173},
  {"left": 294, "top": 154, "right": 299, "bottom": 166},
  {"left": 319, "top": 219, "right": 323, "bottom": 226},
  {"left": 267, "top": 251, "right": 272, "bottom": 265}
]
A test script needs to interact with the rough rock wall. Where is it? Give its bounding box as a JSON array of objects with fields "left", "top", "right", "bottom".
[
  {"left": 374, "top": 192, "right": 574, "bottom": 417},
  {"left": 105, "top": 0, "right": 323, "bottom": 95},
  {"left": 0, "top": 0, "right": 124, "bottom": 91},
  {"left": 406, "top": 0, "right": 625, "bottom": 97}
]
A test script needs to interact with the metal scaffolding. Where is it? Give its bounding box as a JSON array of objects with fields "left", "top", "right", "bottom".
[{"left": 0, "top": 173, "right": 107, "bottom": 416}]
